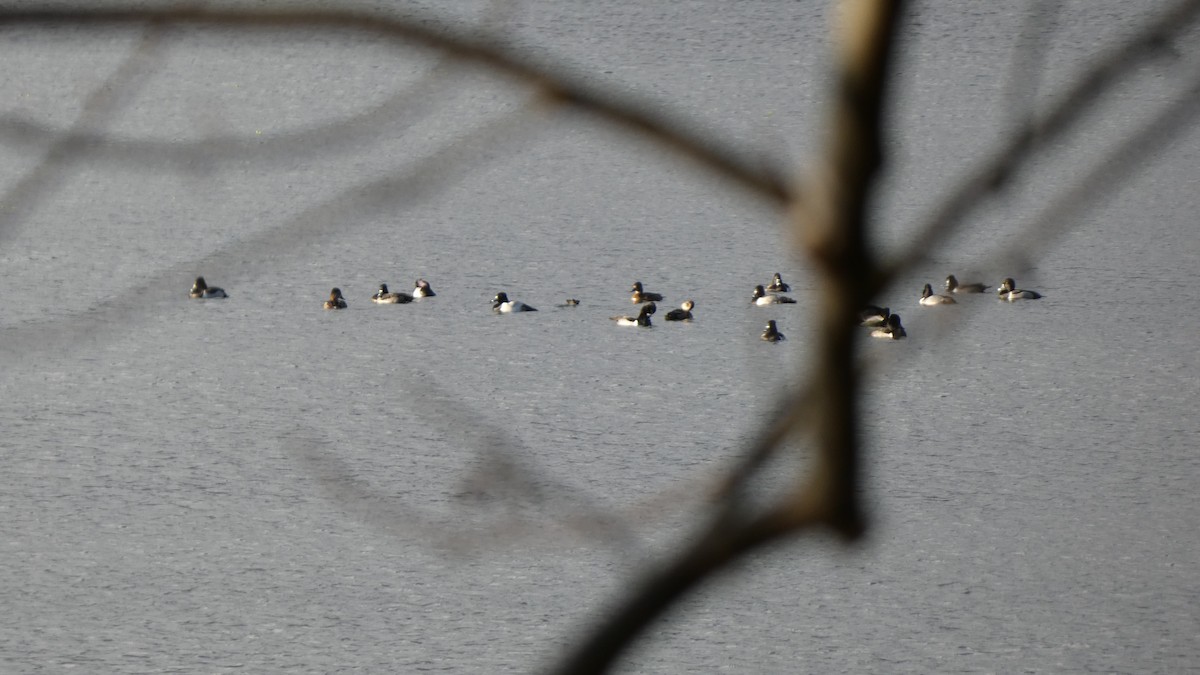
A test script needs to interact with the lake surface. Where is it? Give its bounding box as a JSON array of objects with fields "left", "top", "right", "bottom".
[{"left": 2, "top": 2, "right": 1198, "bottom": 673}]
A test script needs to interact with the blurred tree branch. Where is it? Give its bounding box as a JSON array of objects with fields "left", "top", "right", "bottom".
[
  {"left": 2, "top": 2, "right": 1199, "bottom": 674},
  {"left": 0, "top": 6, "right": 793, "bottom": 206}
]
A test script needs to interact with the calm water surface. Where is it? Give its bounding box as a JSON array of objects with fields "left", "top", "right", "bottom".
[{"left": 1, "top": 2, "right": 1198, "bottom": 673}]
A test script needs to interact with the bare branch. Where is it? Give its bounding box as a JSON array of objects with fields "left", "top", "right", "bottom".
[
  {"left": 0, "top": 98, "right": 549, "bottom": 361},
  {"left": 0, "top": 22, "right": 167, "bottom": 236},
  {"left": 547, "top": 3, "right": 904, "bottom": 672},
  {"left": 998, "top": 68, "right": 1200, "bottom": 271},
  {"left": 0, "top": 6, "right": 793, "bottom": 205},
  {"left": 877, "top": 0, "right": 1200, "bottom": 295}
]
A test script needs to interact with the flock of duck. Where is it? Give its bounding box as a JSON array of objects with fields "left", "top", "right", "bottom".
[
  {"left": 188, "top": 272, "right": 1041, "bottom": 342},
  {"left": 860, "top": 274, "right": 1043, "bottom": 340}
]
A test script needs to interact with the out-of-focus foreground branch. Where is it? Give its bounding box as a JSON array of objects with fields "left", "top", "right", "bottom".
[
  {"left": 0, "top": 6, "right": 793, "bottom": 212},
  {"left": 4, "top": 3, "right": 1199, "bottom": 674},
  {"left": 546, "top": 3, "right": 901, "bottom": 673}
]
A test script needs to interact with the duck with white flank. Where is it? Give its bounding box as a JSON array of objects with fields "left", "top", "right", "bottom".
[
  {"left": 870, "top": 313, "right": 906, "bottom": 339},
  {"left": 412, "top": 279, "right": 436, "bottom": 298},
  {"left": 493, "top": 292, "right": 537, "bottom": 313},
  {"left": 997, "top": 277, "right": 1042, "bottom": 301},
  {"left": 761, "top": 319, "right": 785, "bottom": 341},
  {"left": 920, "top": 283, "right": 957, "bottom": 306},
  {"left": 324, "top": 288, "right": 348, "bottom": 310},
  {"left": 752, "top": 285, "right": 796, "bottom": 305},
  {"left": 189, "top": 276, "right": 227, "bottom": 299},
  {"left": 665, "top": 300, "right": 694, "bottom": 321},
  {"left": 372, "top": 283, "right": 413, "bottom": 304},
  {"left": 630, "top": 281, "right": 664, "bottom": 304},
  {"left": 612, "top": 302, "right": 656, "bottom": 327}
]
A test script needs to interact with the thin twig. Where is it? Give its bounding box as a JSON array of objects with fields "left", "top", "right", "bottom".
[
  {"left": 548, "top": 4, "right": 904, "bottom": 672},
  {"left": 998, "top": 68, "right": 1200, "bottom": 270},
  {"left": 0, "top": 22, "right": 167, "bottom": 235},
  {"left": 876, "top": 0, "right": 1200, "bottom": 295},
  {"left": 0, "top": 7, "right": 792, "bottom": 205}
]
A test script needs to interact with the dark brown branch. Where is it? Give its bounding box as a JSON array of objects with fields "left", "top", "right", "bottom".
[
  {"left": 548, "top": 3, "right": 903, "bottom": 673},
  {"left": 0, "top": 6, "right": 792, "bottom": 205},
  {"left": 548, "top": 499, "right": 821, "bottom": 675}
]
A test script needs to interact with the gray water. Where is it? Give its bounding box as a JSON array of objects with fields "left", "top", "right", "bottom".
[{"left": 2, "top": 2, "right": 1198, "bottom": 673}]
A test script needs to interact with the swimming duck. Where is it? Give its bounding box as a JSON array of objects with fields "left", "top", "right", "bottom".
[
  {"left": 920, "top": 283, "right": 957, "bottom": 306},
  {"left": 612, "top": 302, "right": 656, "bottom": 327},
  {"left": 493, "top": 291, "right": 537, "bottom": 313},
  {"left": 766, "top": 273, "right": 791, "bottom": 292},
  {"left": 761, "top": 319, "right": 785, "bottom": 341},
  {"left": 944, "top": 274, "right": 988, "bottom": 293},
  {"left": 371, "top": 283, "right": 413, "bottom": 304},
  {"left": 870, "top": 313, "right": 906, "bottom": 339},
  {"left": 412, "top": 279, "right": 436, "bottom": 298},
  {"left": 630, "top": 281, "right": 664, "bottom": 303},
  {"left": 665, "top": 300, "right": 694, "bottom": 321},
  {"left": 324, "top": 287, "right": 348, "bottom": 310},
  {"left": 189, "top": 276, "right": 227, "bottom": 299},
  {"left": 997, "top": 277, "right": 1042, "bottom": 301},
  {"left": 859, "top": 305, "right": 890, "bottom": 326},
  {"left": 752, "top": 285, "right": 796, "bottom": 305}
]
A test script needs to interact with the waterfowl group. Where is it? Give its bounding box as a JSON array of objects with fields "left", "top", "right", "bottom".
[
  {"left": 853, "top": 274, "right": 1044, "bottom": 341},
  {"left": 189, "top": 271, "right": 1040, "bottom": 342}
]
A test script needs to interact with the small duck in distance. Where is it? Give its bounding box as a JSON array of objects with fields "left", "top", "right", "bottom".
[
  {"left": 324, "top": 287, "right": 348, "bottom": 310},
  {"left": 630, "top": 281, "right": 664, "bottom": 303},
  {"left": 612, "top": 302, "right": 656, "bottom": 327},
  {"left": 412, "top": 279, "right": 436, "bottom": 298},
  {"left": 493, "top": 291, "right": 537, "bottom": 313},
  {"left": 870, "top": 313, "right": 906, "bottom": 339},
  {"left": 752, "top": 285, "right": 796, "bottom": 305},
  {"left": 189, "top": 276, "right": 227, "bottom": 299},
  {"left": 761, "top": 319, "right": 785, "bottom": 341},
  {"left": 920, "top": 283, "right": 957, "bottom": 306},
  {"left": 997, "top": 277, "right": 1042, "bottom": 301},
  {"left": 859, "top": 305, "right": 890, "bottom": 326},
  {"left": 665, "top": 300, "right": 694, "bottom": 321},
  {"left": 372, "top": 283, "right": 413, "bottom": 304},
  {"left": 944, "top": 274, "right": 988, "bottom": 294},
  {"left": 766, "top": 273, "right": 790, "bottom": 292}
]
